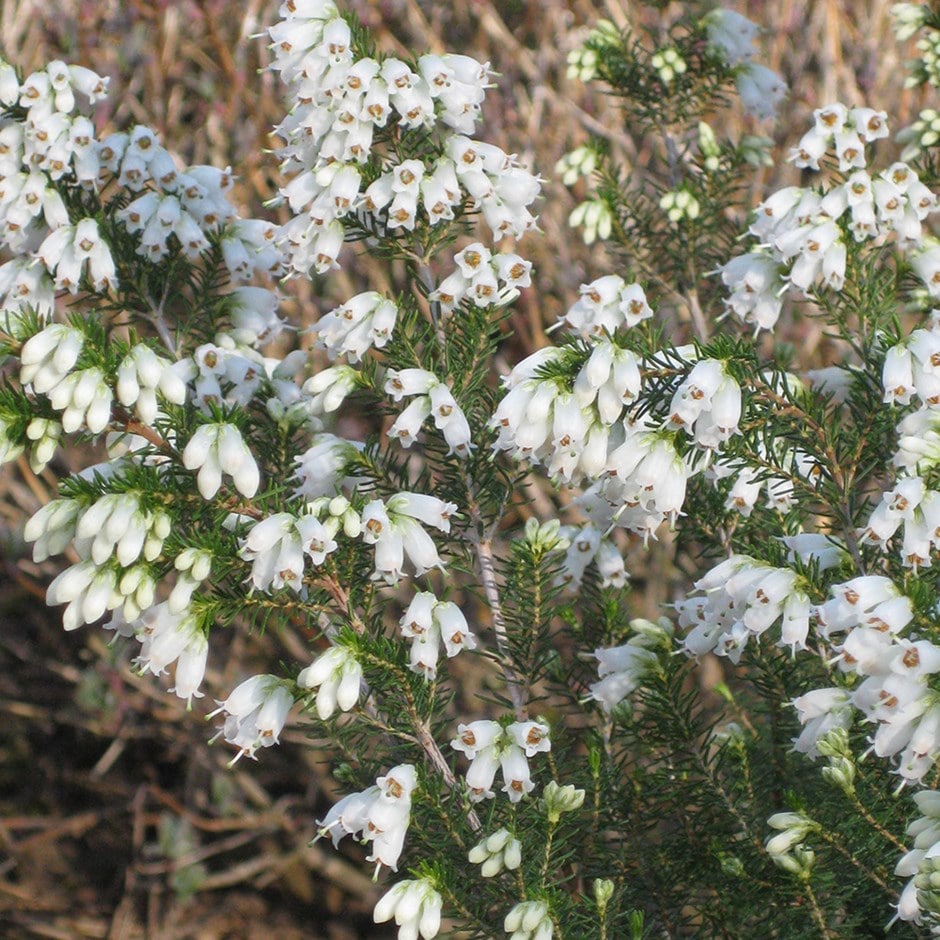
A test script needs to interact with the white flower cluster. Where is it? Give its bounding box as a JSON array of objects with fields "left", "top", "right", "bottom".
[
  {"left": 399, "top": 592, "right": 477, "bottom": 679},
  {"left": 885, "top": 317, "right": 940, "bottom": 409},
  {"left": 873, "top": 313, "right": 940, "bottom": 569},
  {"left": 666, "top": 358, "right": 742, "bottom": 448},
  {"left": 316, "top": 763, "right": 417, "bottom": 873},
  {"left": 26, "top": 488, "right": 171, "bottom": 630},
  {"left": 677, "top": 555, "right": 811, "bottom": 662},
  {"left": 269, "top": 2, "right": 538, "bottom": 276},
  {"left": 702, "top": 10, "right": 786, "bottom": 120},
  {"left": 127, "top": 602, "right": 208, "bottom": 707},
  {"left": 188, "top": 334, "right": 299, "bottom": 414},
  {"left": 720, "top": 106, "right": 939, "bottom": 331},
  {"left": 895, "top": 790, "right": 940, "bottom": 930},
  {"left": 429, "top": 242, "right": 532, "bottom": 314},
  {"left": 861, "top": 476, "right": 940, "bottom": 568},
  {"left": 374, "top": 877, "right": 443, "bottom": 940},
  {"left": 807, "top": 575, "right": 940, "bottom": 784},
  {"left": 181, "top": 422, "right": 260, "bottom": 500},
  {"left": 298, "top": 645, "right": 363, "bottom": 719},
  {"left": 504, "top": 900, "right": 553, "bottom": 940},
  {"left": 493, "top": 299, "right": 744, "bottom": 540},
  {"left": 0, "top": 61, "right": 107, "bottom": 254},
  {"left": 451, "top": 719, "right": 550, "bottom": 803},
  {"left": 307, "top": 290, "right": 398, "bottom": 362},
  {"left": 490, "top": 342, "right": 642, "bottom": 486},
  {"left": 385, "top": 367, "right": 473, "bottom": 457},
  {"left": 0, "top": 58, "right": 281, "bottom": 317},
  {"left": 116, "top": 343, "right": 188, "bottom": 424},
  {"left": 238, "top": 506, "right": 350, "bottom": 592},
  {"left": 588, "top": 617, "right": 672, "bottom": 711},
  {"left": 209, "top": 674, "right": 294, "bottom": 763},
  {"left": 293, "top": 433, "right": 366, "bottom": 498},
  {"left": 361, "top": 492, "right": 457, "bottom": 583},
  {"left": 19, "top": 323, "right": 114, "bottom": 434},
  {"left": 557, "top": 276, "right": 653, "bottom": 338},
  {"left": 556, "top": 523, "right": 627, "bottom": 590},
  {"left": 112, "top": 148, "right": 282, "bottom": 277},
  {"left": 468, "top": 827, "right": 522, "bottom": 877}
]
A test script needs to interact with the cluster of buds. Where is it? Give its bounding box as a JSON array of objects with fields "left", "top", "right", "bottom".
[
  {"left": 181, "top": 422, "right": 260, "bottom": 500},
  {"left": 374, "top": 877, "right": 443, "bottom": 940},
  {"left": 896, "top": 790, "right": 940, "bottom": 929},
  {"left": 468, "top": 827, "right": 522, "bottom": 877},
  {"left": 764, "top": 811, "right": 818, "bottom": 876},
  {"left": 298, "top": 645, "right": 363, "bottom": 719}
]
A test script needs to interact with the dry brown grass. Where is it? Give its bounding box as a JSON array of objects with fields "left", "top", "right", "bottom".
[{"left": 0, "top": 1, "right": 925, "bottom": 936}]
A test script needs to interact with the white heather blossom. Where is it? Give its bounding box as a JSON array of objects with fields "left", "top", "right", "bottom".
[
  {"left": 704, "top": 10, "right": 760, "bottom": 65},
  {"left": 182, "top": 423, "right": 260, "bottom": 499},
  {"left": 24, "top": 497, "right": 81, "bottom": 562},
  {"left": 556, "top": 524, "right": 627, "bottom": 590},
  {"left": 504, "top": 900, "right": 553, "bottom": 940},
  {"left": 678, "top": 556, "right": 811, "bottom": 662},
  {"left": 895, "top": 790, "right": 940, "bottom": 929},
  {"left": 46, "top": 558, "right": 156, "bottom": 631},
  {"left": 791, "top": 688, "right": 855, "bottom": 758},
  {"left": 399, "top": 591, "right": 477, "bottom": 679},
  {"left": 239, "top": 512, "right": 327, "bottom": 592},
  {"left": 47, "top": 367, "right": 113, "bottom": 434},
  {"left": 429, "top": 243, "right": 530, "bottom": 313},
  {"left": 667, "top": 359, "right": 742, "bottom": 447},
  {"left": 303, "top": 364, "right": 359, "bottom": 415},
  {"left": 169, "top": 548, "right": 213, "bottom": 613},
  {"left": 116, "top": 343, "right": 187, "bottom": 423},
  {"left": 132, "top": 602, "right": 208, "bottom": 706},
  {"left": 209, "top": 674, "right": 294, "bottom": 763},
  {"left": 360, "top": 493, "right": 456, "bottom": 583},
  {"left": 883, "top": 323, "right": 940, "bottom": 408},
  {"left": 726, "top": 109, "right": 938, "bottom": 332},
  {"left": 385, "top": 366, "right": 473, "bottom": 456},
  {"left": 74, "top": 493, "right": 169, "bottom": 567},
  {"left": 451, "top": 719, "right": 550, "bottom": 803},
  {"left": 374, "top": 878, "right": 443, "bottom": 940},
  {"left": 20, "top": 323, "right": 84, "bottom": 394},
  {"left": 293, "top": 434, "right": 366, "bottom": 498},
  {"left": 894, "top": 408, "right": 940, "bottom": 472},
  {"left": 37, "top": 218, "right": 117, "bottom": 293},
  {"left": 298, "top": 645, "right": 363, "bottom": 719},
  {"left": 316, "top": 764, "right": 417, "bottom": 873},
  {"left": 558, "top": 276, "right": 654, "bottom": 336},
  {"left": 735, "top": 63, "right": 786, "bottom": 120},
  {"left": 589, "top": 618, "right": 672, "bottom": 711},
  {"left": 718, "top": 251, "right": 784, "bottom": 332},
  {"left": 308, "top": 291, "right": 398, "bottom": 362}
]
